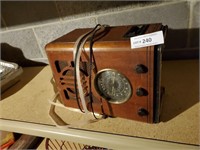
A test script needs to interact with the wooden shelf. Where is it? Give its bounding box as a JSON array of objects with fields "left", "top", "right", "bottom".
[{"left": 0, "top": 60, "right": 199, "bottom": 149}]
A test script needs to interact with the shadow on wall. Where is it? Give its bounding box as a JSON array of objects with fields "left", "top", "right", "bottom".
[
  {"left": 1, "top": 43, "right": 47, "bottom": 67},
  {"left": 163, "top": 28, "right": 199, "bottom": 60},
  {"left": 1, "top": 43, "right": 47, "bottom": 100}
]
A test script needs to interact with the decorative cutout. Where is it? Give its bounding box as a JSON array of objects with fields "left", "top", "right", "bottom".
[{"left": 55, "top": 60, "right": 89, "bottom": 101}]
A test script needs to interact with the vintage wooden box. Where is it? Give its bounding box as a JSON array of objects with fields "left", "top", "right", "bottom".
[{"left": 45, "top": 23, "right": 167, "bottom": 123}]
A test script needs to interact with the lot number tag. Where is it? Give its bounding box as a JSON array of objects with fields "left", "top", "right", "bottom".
[{"left": 130, "top": 31, "right": 164, "bottom": 49}]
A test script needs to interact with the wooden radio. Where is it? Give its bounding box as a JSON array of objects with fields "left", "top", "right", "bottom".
[{"left": 45, "top": 23, "right": 167, "bottom": 123}]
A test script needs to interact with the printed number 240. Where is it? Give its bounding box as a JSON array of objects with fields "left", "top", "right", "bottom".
[{"left": 142, "top": 38, "right": 152, "bottom": 43}]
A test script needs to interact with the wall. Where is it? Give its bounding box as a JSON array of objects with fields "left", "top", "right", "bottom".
[{"left": 1, "top": 1, "right": 199, "bottom": 64}]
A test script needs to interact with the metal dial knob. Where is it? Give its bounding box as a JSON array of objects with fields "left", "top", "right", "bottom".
[
  {"left": 138, "top": 108, "right": 148, "bottom": 116},
  {"left": 136, "top": 88, "right": 148, "bottom": 96},
  {"left": 135, "top": 64, "right": 148, "bottom": 73}
]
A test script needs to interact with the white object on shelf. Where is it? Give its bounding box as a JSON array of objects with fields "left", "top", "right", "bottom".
[{"left": 0, "top": 60, "right": 23, "bottom": 93}]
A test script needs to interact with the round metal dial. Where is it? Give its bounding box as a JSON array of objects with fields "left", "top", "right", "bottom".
[{"left": 94, "top": 69, "right": 132, "bottom": 104}]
